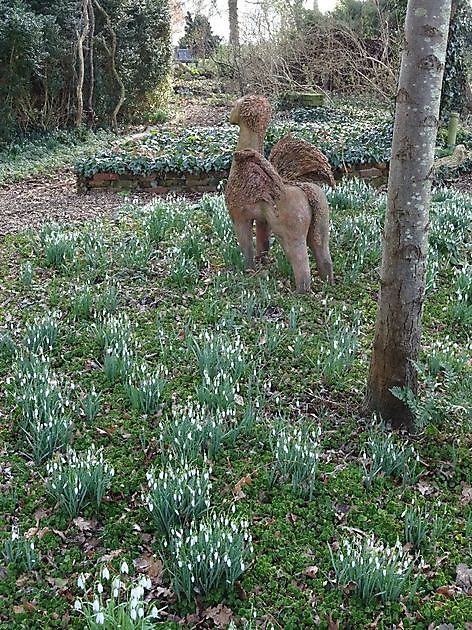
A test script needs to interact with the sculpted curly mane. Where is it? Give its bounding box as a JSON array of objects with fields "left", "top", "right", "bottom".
[{"left": 227, "top": 149, "right": 283, "bottom": 207}]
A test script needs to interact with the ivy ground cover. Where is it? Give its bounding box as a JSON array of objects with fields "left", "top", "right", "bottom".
[
  {"left": 75, "top": 103, "right": 394, "bottom": 179},
  {"left": 0, "top": 180, "right": 471, "bottom": 629}
]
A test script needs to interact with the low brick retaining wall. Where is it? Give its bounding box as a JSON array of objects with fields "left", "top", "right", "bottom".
[
  {"left": 77, "top": 163, "right": 388, "bottom": 194},
  {"left": 77, "top": 171, "right": 228, "bottom": 194}
]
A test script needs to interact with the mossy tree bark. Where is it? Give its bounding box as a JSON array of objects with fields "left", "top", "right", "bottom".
[
  {"left": 366, "top": 0, "right": 452, "bottom": 429},
  {"left": 75, "top": 0, "right": 89, "bottom": 127},
  {"left": 86, "top": 0, "right": 95, "bottom": 128},
  {"left": 94, "top": 0, "right": 125, "bottom": 132}
]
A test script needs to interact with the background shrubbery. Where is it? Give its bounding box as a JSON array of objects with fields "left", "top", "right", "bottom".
[
  {"left": 236, "top": 0, "right": 472, "bottom": 119},
  {"left": 0, "top": 0, "right": 171, "bottom": 141}
]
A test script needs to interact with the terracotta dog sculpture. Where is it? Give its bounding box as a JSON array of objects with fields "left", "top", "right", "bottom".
[{"left": 225, "top": 95, "right": 334, "bottom": 293}]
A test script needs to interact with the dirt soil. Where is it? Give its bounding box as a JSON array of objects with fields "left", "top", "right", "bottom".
[
  {"left": 0, "top": 170, "right": 154, "bottom": 238},
  {"left": 448, "top": 172, "right": 472, "bottom": 194},
  {"left": 171, "top": 98, "right": 230, "bottom": 127},
  {"left": 2, "top": 94, "right": 471, "bottom": 239},
  {"left": 0, "top": 102, "right": 231, "bottom": 239}
]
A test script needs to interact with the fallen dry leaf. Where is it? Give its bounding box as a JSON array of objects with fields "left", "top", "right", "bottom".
[
  {"left": 153, "top": 585, "right": 175, "bottom": 600},
  {"left": 95, "top": 426, "right": 116, "bottom": 436},
  {"left": 456, "top": 563, "right": 472, "bottom": 594},
  {"left": 73, "top": 517, "right": 97, "bottom": 532},
  {"left": 460, "top": 483, "right": 472, "bottom": 506},
  {"left": 134, "top": 553, "right": 163, "bottom": 579},
  {"left": 13, "top": 601, "right": 37, "bottom": 614},
  {"left": 15, "top": 575, "right": 30, "bottom": 588},
  {"left": 204, "top": 603, "right": 234, "bottom": 628},
  {"left": 303, "top": 565, "right": 319, "bottom": 579},
  {"left": 327, "top": 615, "right": 339, "bottom": 630},
  {"left": 24, "top": 527, "right": 38, "bottom": 539},
  {"left": 34, "top": 507, "right": 48, "bottom": 524},
  {"left": 99, "top": 549, "right": 123, "bottom": 563},
  {"left": 416, "top": 481, "right": 435, "bottom": 496},
  {"left": 435, "top": 585, "right": 456, "bottom": 597},
  {"left": 233, "top": 474, "right": 253, "bottom": 500}
]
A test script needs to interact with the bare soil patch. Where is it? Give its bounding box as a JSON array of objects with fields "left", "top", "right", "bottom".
[
  {"left": 170, "top": 98, "right": 230, "bottom": 127},
  {"left": 448, "top": 172, "right": 472, "bottom": 194},
  {"left": 0, "top": 170, "right": 153, "bottom": 238}
]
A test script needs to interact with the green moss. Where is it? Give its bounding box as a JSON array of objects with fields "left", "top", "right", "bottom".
[{"left": 0, "top": 185, "right": 471, "bottom": 627}]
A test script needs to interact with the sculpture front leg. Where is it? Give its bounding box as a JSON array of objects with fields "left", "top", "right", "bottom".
[
  {"left": 234, "top": 219, "right": 255, "bottom": 269},
  {"left": 255, "top": 220, "right": 270, "bottom": 262}
]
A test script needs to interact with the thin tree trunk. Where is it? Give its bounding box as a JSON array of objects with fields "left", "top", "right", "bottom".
[
  {"left": 94, "top": 0, "right": 125, "bottom": 132},
  {"left": 86, "top": 0, "right": 95, "bottom": 127},
  {"left": 228, "top": 0, "right": 244, "bottom": 94},
  {"left": 366, "top": 0, "right": 452, "bottom": 429},
  {"left": 75, "top": 0, "right": 89, "bottom": 127}
]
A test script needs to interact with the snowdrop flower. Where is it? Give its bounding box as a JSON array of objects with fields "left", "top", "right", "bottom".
[
  {"left": 92, "top": 599, "right": 100, "bottom": 613},
  {"left": 74, "top": 600, "right": 82, "bottom": 611},
  {"left": 96, "top": 611, "right": 105, "bottom": 625},
  {"left": 102, "top": 566, "right": 110, "bottom": 581},
  {"left": 120, "top": 560, "right": 129, "bottom": 574},
  {"left": 77, "top": 574, "right": 86, "bottom": 590}
]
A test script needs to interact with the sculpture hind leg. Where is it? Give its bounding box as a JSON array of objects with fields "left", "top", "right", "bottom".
[
  {"left": 255, "top": 220, "right": 270, "bottom": 262},
  {"left": 279, "top": 234, "right": 311, "bottom": 293},
  {"left": 307, "top": 212, "right": 334, "bottom": 284}
]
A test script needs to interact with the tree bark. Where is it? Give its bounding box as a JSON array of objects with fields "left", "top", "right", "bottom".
[
  {"left": 228, "top": 0, "right": 244, "bottom": 94},
  {"left": 86, "top": 0, "right": 95, "bottom": 128},
  {"left": 75, "top": 0, "right": 89, "bottom": 127},
  {"left": 366, "top": 0, "right": 452, "bottom": 429},
  {"left": 228, "top": 0, "right": 239, "bottom": 49},
  {"left": 94, "top": 0, "right": 125, "bottom": 132}
]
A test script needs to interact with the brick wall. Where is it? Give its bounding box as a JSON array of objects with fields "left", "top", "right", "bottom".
[{"left": 77, "top": 163, "right": 388, "bottom": 194}]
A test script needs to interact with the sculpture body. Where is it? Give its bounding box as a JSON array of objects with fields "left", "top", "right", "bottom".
[{"left": 225, "top": 95, "right": 334, "bottom": 293}]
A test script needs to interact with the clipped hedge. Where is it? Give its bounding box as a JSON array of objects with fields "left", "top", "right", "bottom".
[{"left": 75, "top": 104, "right": 394, "bottom": 178}]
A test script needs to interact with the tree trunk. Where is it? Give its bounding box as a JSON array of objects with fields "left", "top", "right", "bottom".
[
  {"left": 228, "top": 0, "right": 239, "bottom": 48},
  {"left": 86, "top": 0, "right": 95, "bottom": 128},
  {"left": 228, "top": 0, "right": 244, "bottom": 94},
  {"left": 75, "top": 0, "right": 89, "bottom": 127},
  {"left": 366, "top": 0, "right": 452, "bottom": 429},
  {"left": 94, "top": 0, "right": 125, "bottom": 132}
]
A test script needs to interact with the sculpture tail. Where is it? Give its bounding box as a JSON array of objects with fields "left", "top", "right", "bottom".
[{"left": 269, "top": 134, "right": 336, "bottom": 188}]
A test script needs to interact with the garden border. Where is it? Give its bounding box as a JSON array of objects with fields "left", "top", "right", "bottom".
[{"left": 77, "top": 163, "right": 389, "bottom": 194}]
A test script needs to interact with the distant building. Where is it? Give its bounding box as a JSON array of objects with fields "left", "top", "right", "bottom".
[{"left": 174, "top": 48, "right": 194, "bottom": 63}]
